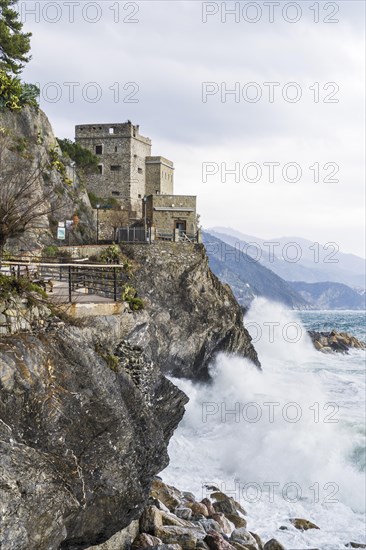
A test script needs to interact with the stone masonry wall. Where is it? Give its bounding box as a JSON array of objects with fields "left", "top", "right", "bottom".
[
  {"left": 146, "top": 195, "right": 197, "bottom": 236},
  {"left": 75, "top": 123, "right": 151, "bottom": 217},
  {"left": 145, "top": 156, "right": 174, "bottom": 196}
]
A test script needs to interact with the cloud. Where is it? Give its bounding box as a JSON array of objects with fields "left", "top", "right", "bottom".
[{"left": 19, "top": 0, "right": 365, "bottom": 257}]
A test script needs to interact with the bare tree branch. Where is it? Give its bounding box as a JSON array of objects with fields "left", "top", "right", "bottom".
[{"left": 0, "top": 128, "right": 65, "bottom": 255}]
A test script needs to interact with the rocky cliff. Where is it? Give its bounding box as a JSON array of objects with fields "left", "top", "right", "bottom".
[
  {"left": 0, "top": 106, "right": 95, "bottom": 251},
  {"left": 0, "top": 323, "right": 187, "bottom": 550},
  {"left": 119, "top": 242, "right": 260, "bottom": 379},
  {"left": 0, "top": 242, "right": 260, "bottom": 549},
  {"left": 0, "top": 107, "right": 260, "bottom": 549}
]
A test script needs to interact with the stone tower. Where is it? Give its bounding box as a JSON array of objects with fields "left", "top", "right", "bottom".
[
  {"left": 75, "top": 122, "right": 151, "bottom": 218},
  {"left": 145, "top": 156, "right": 174, "bottom": 196}
]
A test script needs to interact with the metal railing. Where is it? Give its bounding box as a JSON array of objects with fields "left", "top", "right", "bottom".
[
  {"left": 117, "top": 227, "right": 147, "bottom": 243},
  {"left": 117, "top": 227, "right": 199, "bottom": 243},
  {"left": 0, "top": 261, "right": 128, "bottom": 303}
]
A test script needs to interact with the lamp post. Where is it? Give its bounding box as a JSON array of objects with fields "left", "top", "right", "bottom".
[
  {"left": 143, "top": 196, "right": 147, "bottom": 241},
  {"left": 96, "top": 203, "right": 100, "bottom": 244}
]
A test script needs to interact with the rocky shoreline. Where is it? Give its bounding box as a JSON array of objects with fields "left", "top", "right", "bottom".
[
  {"left": 90, "top": 478, "right": 365, "bottom": 550},
  {"left": 308, "top": 330, "right": 366, "bottom": 354}
]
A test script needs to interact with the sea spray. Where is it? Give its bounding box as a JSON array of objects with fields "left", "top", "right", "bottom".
[{"left": 162, "top": 298, "right": 366, "bottom": 549}]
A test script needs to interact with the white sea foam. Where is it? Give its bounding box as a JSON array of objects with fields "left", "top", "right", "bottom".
[{"left": 162, "top": 298, "right": 366, "bottom": 549}]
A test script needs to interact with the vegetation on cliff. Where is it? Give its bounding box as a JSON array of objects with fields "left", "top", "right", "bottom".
[
  {"left": 0, "top": 0, "right": 39, "bottom": 112},
  {"left": 0, "top": 125, "right": 70, "bottom": 253},
  {"left": 57, "top": 137, "right": 99, "bottom": 182},
  {"left": 0, "top": 106, "right": 97, "bottom": 252}
]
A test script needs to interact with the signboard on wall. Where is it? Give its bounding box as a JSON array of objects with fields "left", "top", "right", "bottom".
[{"left": 57, "top": 227, "right": 66, "bottom": 240}]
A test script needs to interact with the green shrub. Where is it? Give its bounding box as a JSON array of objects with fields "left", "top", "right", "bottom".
[
  {"left": 48, "top": 146, "right": 72, "bottom": 185},
  {"left": 42, "top": 245, "right": 59, "bottom": 258},
  {"left": 57, "top": 138, "right": 99, "bottom": 176},
  {"left": 121, "top": 283, "right": 144, "bottom": 311},
  {"left": 41, "top": 246, "right": 72, "bottom": 260},
  {"left": 99, "top": 244, "right": 123, "bottom": 264},
  {"left": 0, "top": 273, "right": 46, "bottom": 301},
  {"left": 0, "top": 70, "right": 39, "bottom": 112},
  {"left": 88, "top": 192, "right": 120, "bottom": 210}
]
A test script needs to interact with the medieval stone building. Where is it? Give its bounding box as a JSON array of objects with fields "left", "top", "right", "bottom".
[{"left": 75, "top": 121, "right": 198, "bottom": 241}]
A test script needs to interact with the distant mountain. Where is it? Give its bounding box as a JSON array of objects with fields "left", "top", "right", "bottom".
[
  {"left": 203, "top": 231, "right": 309, "bottom": 309},
  {"left": 289, "top": 281, "right": 366, "bottom": 310},
  {"left": 209, "top": 227, "right": 366, "bottom": 288}
]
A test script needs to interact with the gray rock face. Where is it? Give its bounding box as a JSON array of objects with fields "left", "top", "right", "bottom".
[
  {"left": 308, "top": 330, "right": 366, "bottom": 353},
  {"left": 120, "top": 243, "right": 260, "bottom": 380},
  {"left": 0, "top": 329, "right": 188, "bottom": 549},
  {"left": 0, "top": 106, "right": 95, "bottom": 251}
]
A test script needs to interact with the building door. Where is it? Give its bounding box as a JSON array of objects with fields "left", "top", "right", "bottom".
[{"left": 175, "top": 221, "right": 186, "bottom": 236}]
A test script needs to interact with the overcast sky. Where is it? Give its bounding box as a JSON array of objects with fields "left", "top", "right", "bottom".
[{"left": 19, "top": 0, "right": 365, "bottom": 257}]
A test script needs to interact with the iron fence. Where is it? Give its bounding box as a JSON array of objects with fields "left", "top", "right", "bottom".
[{"left": 0, "top": 262, "right": 128, "bottom": 303}]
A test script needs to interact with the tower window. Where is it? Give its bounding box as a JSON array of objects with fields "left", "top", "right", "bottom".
[
  {"left": 111, "top": 165, "right": 121, "bottom": 172},
  {"left": 138, "top": 168, "right": 143, "bottom": 174},
  {"left": 95, "top": 145, "right": 103, "bottom": 155},
  {"left": 109, "top": 127, "right": 114, "bottom": 134},
  {"left": 112, "top": 191, "right": 120, "bottom": 196},
  {"left": 115, "top": 146, "right": 118, "bottom": 152},
  {"left": 98, "top": 165, "right": 103, "bottom": 175}
]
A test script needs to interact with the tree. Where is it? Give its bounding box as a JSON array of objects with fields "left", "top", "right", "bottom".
[
  {"left": 0, "top": 0, "right": 31, "bottom": 75},
  {"left": 0, "top": 128, "right": 60, "bottom": 255},
  {"left": 107, "top": 208, "right": 129, "bottom": 240}
]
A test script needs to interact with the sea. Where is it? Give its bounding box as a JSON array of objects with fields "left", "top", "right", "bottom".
[{"left": 162, "top": 298, "right": 366, "bottom": 550}]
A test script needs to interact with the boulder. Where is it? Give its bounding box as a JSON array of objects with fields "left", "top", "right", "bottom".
[
  {"left": 230, "top": 528, "right": 257, "bottom": 547},
  {"left": 212, "top": 498, "right": 238, "bottom": 516},
  {"left": 308, "top": 330, "right": 365, "bottom": 354},
  {"left": 289, "top": 518, "right": 319, "bottom": 531},
  {"left": 231, "top": 543, "right": 258, "bottom": 550},
  {"left": 140, "top": 506, "right": 164, "bottom": 535},
  {"left": 249, "top": 533, "right": 263, "bottom": 550},
  {"left": 263, "top": 540, "right": 286, "bottom": 550},
  {"left": 225, "top": 515, "right": 247, "bottom": 529},
  {"left": 132, "top": 533, "right": 163, "bottom": 550},
  {"left": 147, "top": 497, "right": 171, "bottom": 514},
  {"left": 182, "top": 492, "right": 196, "bottom": 503},
  {"left": 151, "top": 480, "right": 182, "bottom": 512},
  {"left": 190, "top": 502, "right": 209, "bottom": 517},
  {"left": 199, "top": 519, "right": 223, "bottom": 534},
  {"left": 175, "top": 508, "right": 193, "bottom": 521},
  {"left": 156, "top": 525, "right": 206, "bottom": 550},
  {"left": 201, "top": 498, "right": 216, "bottom": 516},
  {"left": 205, "top": 530, "right": 236, "bottom": 550},
  {"left": 86, "top": 521, "right": 140, "bottom": 550},
  {"left": 210, "top": 514, "right": 232, "bottom": 535}
]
